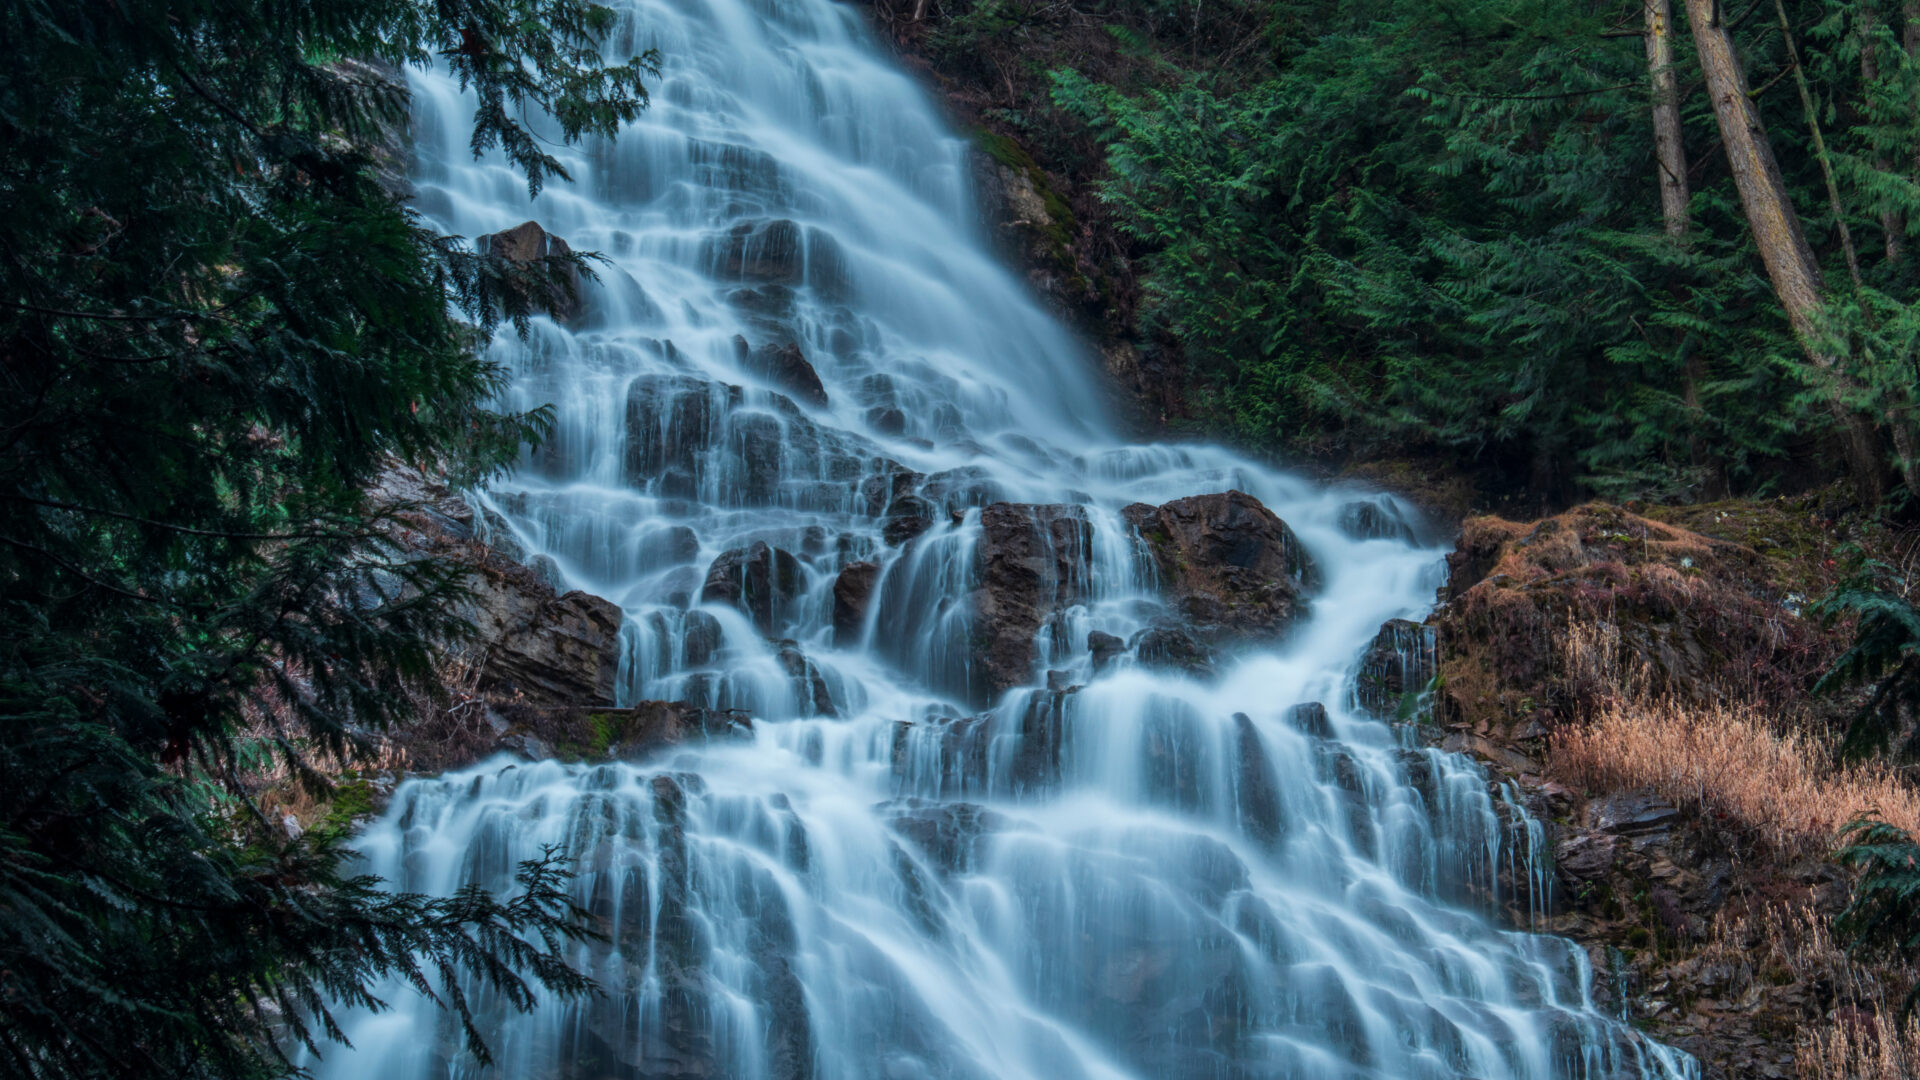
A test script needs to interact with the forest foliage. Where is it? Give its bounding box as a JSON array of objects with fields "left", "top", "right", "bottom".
[
  {"left": 991, "top": 0, "right": 1920, "bottom": 506},
  {"left": 0, "top": 1, "right": 651, "bottom": 1076}
]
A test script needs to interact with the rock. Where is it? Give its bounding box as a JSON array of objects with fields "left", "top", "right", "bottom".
[
  {"left": 775, "top": 643, "right": 838, "bottom": 717},
  {"left": 1008, "top": 686, "right": 1078, "bottom": 792},
  {"left": 701, "top": 541, "right": 805, "bottom": 636},
  {"left": 475, "top": 220, "right": 584, "bottom": 326},
  {"left": 470, "top": 585, "right": 624, "bottom": 707},
  {"left": 711, "top": 218, "right": 804, "bottom": 284},
  {"left": 970, "top": 503, "right": 1094, "bottom": 702},
  {"left": 1129, "top": 625, "right": 1215, "bottom": 677},
  {"left": 1285, "top": 702, "right": 1333, "bottom": 739},
  {"left": 683, "top": 608, "right": 724, "bottom": 667},
  {"left": 1087, "top": 630, "right": 1126, "bottom": 675},
  {"left": 886, "top": 800, "right": 1005, "bottom": 875},
  {"left": 1232, "top": 713, "right": 1286, "bottom": 848},
  {"left": 1045, "top": 669, "right": 1076, "bottom": 692},
  {"left": 1591, "top": 791, "right": 1682, "bottom": 836},
  {"left": 1438, "top": 731, "right": 1541, "bottom": 776},
  {"left": 1336, "top": 496, "right": 1417, "bottom": 542},
  {"left": 831, "top": 561, "right": 879, "bottom": 645},
  {"left": 736, "top": 336, "right": 829, "bottom": 409},
  {"left": 1123, "top": 491, "right": 1316, "bottom": 641},
  {"left": 1355, "top": 618, "right": 1436, "bottom": 718},
  {"left": 601, "top": 700, "right": 753, "bottom": 760},
  {"left": 881, "top": 493, "right": 935, "bottom": 546},
  {"left": 625, "top": 374, "right": 737, "bottom": 494},
  {"left": 1556, "top": 832, "right": 1621, "bottom": 883}
]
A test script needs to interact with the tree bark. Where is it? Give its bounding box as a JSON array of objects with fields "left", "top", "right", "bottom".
[
  {"left": 1646, "top": 0, "right": 1691, "bottom": 237},
  {"left": 1682, "top": 0, "right": 1887, "bottom": 502}
]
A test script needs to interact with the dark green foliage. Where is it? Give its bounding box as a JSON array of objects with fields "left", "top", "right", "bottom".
[
  {"left": 1049, "top": 0, "right": 1920, "bottom": 502},
  {"left": 1812, "top": 559, "right": 1920, "bottom": 759},
  {"left": 0, "top": 1, "right": 652, "bottom": 1076},
  {"left": 1836, "top": 817, "right": 1920, "bottom": 1013}
]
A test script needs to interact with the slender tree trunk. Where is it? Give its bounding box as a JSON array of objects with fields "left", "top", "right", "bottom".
[
  {"left": 1862, "top": 8, "right": 1905, "bottom": 263},
  {"left": 1682, "top": 0, "right": 1886, "bottom": 502},
  {"left": 1647, "top": 0, "right": 1691, "bottom": 237},
  {"left": 1775, "top": 0, "right": 1864, "bottom": 289}
]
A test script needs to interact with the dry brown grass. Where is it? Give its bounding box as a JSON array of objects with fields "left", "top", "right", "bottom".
[
  {"left": 1690, "top": 904, "right": 1920, "bottom": 1080},
  {"left": 1551, "top": 623, "right": 1920, "bottom": 856},
  {"left": 1800, "top": 1010, "right": 1920, "bottom": 1080}
]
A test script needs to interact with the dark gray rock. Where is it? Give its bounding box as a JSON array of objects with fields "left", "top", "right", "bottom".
[
  {"left": 831, "top": 561, "right": 879, "bottom": 645},
  {"left": 701, "top": 541, "right": 805, "bottom": 636},
  {"left": 1087, "top": 630, "right": 1126, "bottom": 675},
  {"left": 1123, "top": 490, "right": 1317, "bottom": 642}
]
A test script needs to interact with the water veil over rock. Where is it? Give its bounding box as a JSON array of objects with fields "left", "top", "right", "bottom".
[{"left": 317, "top": 2, "right": 1698, "bottom": 1078}]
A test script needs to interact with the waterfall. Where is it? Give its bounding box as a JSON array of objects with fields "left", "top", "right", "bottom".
[{"left": 320, "top": 2, "right": 1697, "bottom": 1077}]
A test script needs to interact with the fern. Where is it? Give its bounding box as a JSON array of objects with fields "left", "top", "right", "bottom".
[{"left": 1812, "top": 560, "right": 1920, "bottom": 759}]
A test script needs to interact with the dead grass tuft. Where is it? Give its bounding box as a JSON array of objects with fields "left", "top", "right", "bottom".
[{"left": 1552, "top": 623, "right": 1920, "bottom": 856}]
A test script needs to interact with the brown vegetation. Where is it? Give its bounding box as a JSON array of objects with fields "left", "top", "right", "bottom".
[{"left": 1552, "top": 623, "right": 1920, "bottom": 856}]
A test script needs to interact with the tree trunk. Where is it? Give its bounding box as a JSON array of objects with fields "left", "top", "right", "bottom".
[
  {"left": 1862, "top": 8, "right": 1904, "bottom": 263},
  {"left": 1682, "top": 0, "right": 1887, "bottom": 502},
  {"left": 1646, "top": 0, "right": 1691, "bottom": 237}
]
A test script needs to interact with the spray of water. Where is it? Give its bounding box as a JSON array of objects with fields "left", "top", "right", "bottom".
[{"left": 321, "top": 2, "right": 1697, "bottom": 1076}]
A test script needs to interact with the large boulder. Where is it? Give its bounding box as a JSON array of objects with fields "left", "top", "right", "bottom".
[
  {"left": 1123, "top": 491, "right": 1317, "bottom": 641},
  {"left": 475, "top": 220, "right": 584, "bottom": 326},
  {"left": 701, "top": 541, "right": 805, "bottom": 636},
  {"left": 970, "top": 503, "right": 1093, "bottom": 702},
  {"left": 475, "top": 588, "right": 624, "bottom": 707}
]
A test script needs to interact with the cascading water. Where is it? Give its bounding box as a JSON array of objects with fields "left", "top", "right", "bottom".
[{"left": 322, "top": 2, "right": 1697, "bottom": 1077}]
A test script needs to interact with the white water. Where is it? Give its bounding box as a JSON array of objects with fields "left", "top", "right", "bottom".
[{"left": 321, "top": 2, "right": 1697, "bottom": 1077}]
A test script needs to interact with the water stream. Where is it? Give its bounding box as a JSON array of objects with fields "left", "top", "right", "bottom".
[{"left": 319, "top": 2, "right": 1698, "bottom": 1077}]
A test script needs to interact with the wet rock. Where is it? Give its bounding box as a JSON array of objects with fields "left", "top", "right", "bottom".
[
  {"left": 970, "top": 503, "right": 1094, "bottom": 702},
  {"left": 1123, "top": 491, "right": 1316, "bottom": 641},
  {"left": 859, "top": 467, "right": 922, "bottom": 517},
  {"left": 475, "top": 219, "right": 584, "bottom": 326},
  {"left": 712, "top": 218, "right": 804, "bottom": 284},
  {"left": 1285, "top": 701, "right": 1334, "bottom": 739},
  {"left": 886, "top": 800, "right": 1005, "bottom": 875},
  {"left": 1045, "top": 669, "right": 1076, "bottom": 692},
  {"left": 735, "top": 335, "right": 829, "bottom": 409},
  {"left": 701, "top": 541, "right": 805, "bottom": 636},
  {"left": 890, "top": 713, "right": 993, "bottom": 796},
  {"left": 1336, "top": 496, "right": 1417, "bottom": 542},
  {"left": 1129, "top": 625, "right": 1215, "bottom": 677},
  {"left": 831, "top": 560, "right": 879, "bottom": 645},
  {"left": 625, "top": 374, "right": 738, "bottom": 492},
  {"left": 920, "top": 466, "right": 1004, "bottom": 514},
  {"left": 1355, "top": 618, "right": 1436, "bottom": 718},
  {"left": 1232, "top": 713, "right": 1287, "bottom": 848},
  {"left": 1087, "top": 630, "right": 1126, "bottom": 675},
  {"left": 1009, "top": 687, "right": 1078, "bottom": 793},
  {"left": 604, "top": 701, "right": 754, "bottom": 759},
  {"left": 882, "top": 493, "right": 935, "bottom": 546},
  {"left": 776, "top": 642, "right": 838, "bottom": 717},
  {"left": 682, "top": 608, "right": 724, "bottom": 667}
]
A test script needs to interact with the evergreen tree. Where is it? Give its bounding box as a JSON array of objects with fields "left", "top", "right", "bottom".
[
  {"left": 1049, "top": 0, "right": 1920, "bottom": 506},
  {"left": 0, "top": 1, "right": 653, "bottom": 1076}
]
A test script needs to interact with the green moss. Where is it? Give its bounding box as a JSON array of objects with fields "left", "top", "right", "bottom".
[
  {"left": 315, "top": 776, "right": 378, "bottom": 838},
  {"left": 972, "top": 127, "right": 1080, "bottom": 266}
]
